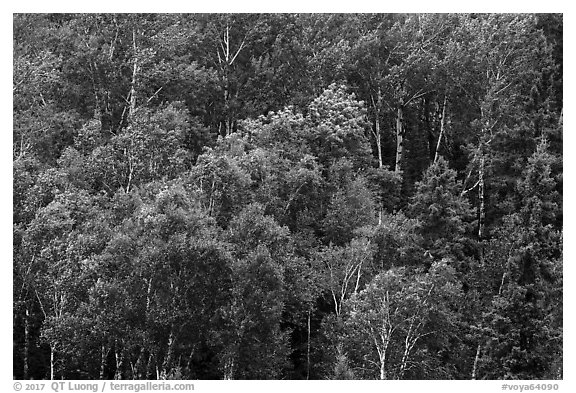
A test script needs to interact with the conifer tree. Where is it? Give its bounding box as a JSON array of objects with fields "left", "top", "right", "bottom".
[{"left": 408, "top": 157, "right": 474, "bottom": 262}]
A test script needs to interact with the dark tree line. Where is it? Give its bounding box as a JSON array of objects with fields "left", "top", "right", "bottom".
[{"left": 13, "top": 13, "right": 562, "bottom": 380}]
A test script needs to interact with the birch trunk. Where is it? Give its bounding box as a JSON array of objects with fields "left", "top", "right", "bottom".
[
  {"left": 375, "top": 114, "right": 383, "bottom": 168},
  {"left": 134, "top": 347, "right": 146, "bottom": 379},
  {"left": 371, "top": 89, "right": 384, "bottom": 169},
  {"left": 50, "top": 345, "right": 55, "bottom": 380},
  {"left": 145, "top": 352, "right": 154, "bottom": 380},
  {"left": 217, "top": 23, "right": 245, "bottom": 137},
  {"left": 223, "top": 75, "right": 230, "bottom": 136},
  {"left": 185, "top": 347, "right": 195, "bottom": 376},
  {"left": 434, "top": 96, "right": 447, "bottom": 163},
  {"left": 375, "top": 328, "right": 390, "bottom": 380},
  {"left": 306, "top": 310, "right": 311, "bottom": 380},
  {"left": 160, "top": 325, "right": 177, "bottom": 379},
  {"left": 426, "top": 104, "right": 435, "bottom": 161},
  {"left": 370, "top": 90, "right": 384, "bottom": 223},
  {"left": 24, "top": 306, "right": 30, "bottom": 379},
  {"left": 478, "top": 153, "right": 486, "bottom": 265},
  {"left": 395, "top": 103, "right": 404, "bottom": 173},
  {"left": 128, "top": 27, "right": 138, "bottom": 121},
  {"left": 223, "top": 355, "right": 235, "bottom": 380},
  {"left": 114, "top": 343, "right": 124, "bottom": 380},
  {"left": 399, "top": 341, "right": 410, "bottom": 379},
  {"left": 100, "top": 343, "right": 108, "bottom": 380},
  {"left": 379, "top": 355, "right": 387, "bottom": 380},
  {"left": 471, "top": 343, "right": 481, "bottom": 380}
]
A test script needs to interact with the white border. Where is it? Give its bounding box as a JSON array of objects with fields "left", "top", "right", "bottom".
[{"left": 3, "top": 4, "right": 571, "bottom": 392}]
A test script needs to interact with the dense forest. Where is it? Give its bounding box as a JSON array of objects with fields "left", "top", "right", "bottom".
[{"left": 13, "top": 13, "right": 563, "bottom": 380}]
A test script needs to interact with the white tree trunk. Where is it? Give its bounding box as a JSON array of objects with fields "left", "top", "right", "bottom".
[
  {"left": 24, "top": 306, "right": 30, "bottom": 379},
  {"left": 50, "top": 345, "right": 55, "bottom": 380},
  {"left": 395, "top": 103, "right": 404, "bottom": 173},
  {"left": 471, "top": 343, "right": 481, "bottom": 380},
  {"left": 379, "top": 354, "right": 387, "bottom": 380},
  {"left": 434, "top": 95, "right": 447, "bottom": 163},
  {"left": 100, "top": 343, "right": 107, "bottom": 380},
  {"left": 306, "top": 310, "right": 311, "bottom": 380},
  {"left": 478, "top": 153, "right": 486, "bottom": 265},
  {"left": 160, "top": 326, "right": 177, "bottom": 379},
  {"left": 129, "top": 27, "right": 138, "bottom": 121}
]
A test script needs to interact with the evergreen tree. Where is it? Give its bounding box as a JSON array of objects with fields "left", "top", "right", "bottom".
[
  {"left": 478, "top": 140, "right": 562, "bottom": 380},
  {"left": 408, "top": 157, "right": 475, "bottom": 262}
]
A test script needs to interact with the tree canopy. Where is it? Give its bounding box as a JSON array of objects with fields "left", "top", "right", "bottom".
[{"left": 13, "top": 13, "right": 562, "bottom": 380}]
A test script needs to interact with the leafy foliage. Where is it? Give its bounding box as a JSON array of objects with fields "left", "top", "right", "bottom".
[{"left": 13, "top": 13, "right": 562, "bottom": 380}]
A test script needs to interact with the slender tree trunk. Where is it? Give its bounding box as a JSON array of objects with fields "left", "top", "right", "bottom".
[
  {"left": 379, "top": 356, "right": 387, "bottom": 380},
  {"left": 129, "top": 27, "right": 138, "bottom": 121},
  {"left": 161, "top": 325, "right": 177, "bottom": 379},
  {"left": 424, "top": 98, "right": 435, "bottom": 161},
  {"left": 223, "top": 25, "right": 230, "bottom": 137},
  {"left": 114, "top": 342, "right": 124, "bottom": 380},
  {"left": 307, "top": 310, "right": 311, "bottom": 380},
  {"left": 218, "top": 23, "right": 245, "bottom": 137},
  {"left": 185, "top": 347, "right": 195, "bottom": 377},
  {"left": 134, "top": 347, "right": 147, "bottom": 379},
  {"left": 125, "top": 146, "right": 134, "bottom": 194},
  {"left": 145, "top": 353, "right": 154, "bottom": 380},
  {"left": 134, "top": 278, "right": 152, "bottom": 379},
  {"left": 354, "top": 260, "right": 363, "bottom": 294},
  {"left": 222, "top": 333, "right": 240, "bottom": 380},
  {"left": 24, "top": 306, "right": 30, "bottom": 379},
  {"left": 50, "top": 345, "right": 55, "bottom": 380},
  {"left": 375, "top": 115, "right": 383, "bottom": 168},
  {"left": 434, "top": 95, "right": 447, "bottom": 163},
  {"left": 371, "top": 89, "right": 384, "bottom": 169},
  {"left": 478, "top": 153, "right": 486, "bottom": 264},
  {"left": 395, "top": 102, "right": 404, "bottom": 173},
  {"left": 399, "top": 322, "right": 417, "bottom": 380},
  {"left": 498, "top": 270, "right": 507, "bottom": 296},
  {"left": 399, "top": 341, "right": 410, "bottom": 379},
  {"left": 100, "top": 343, "right": 108, "bottom": 380},
  {"left": 223, "top": 78, "right": 230, "bottom": 136},
  {"left": 223, "top": 354, "right": 235, "bottom": 380},
  {"left": 377, "top": 337, "right": 389, "bottom": 380},
  {"left": 145, "top": 278, "right": 152, "bottom": 315},
  {"left": 371, "top": 90, "right": 384, "bottom": 224},
  {"left": 471, "top": 343, "right": 481, "bottom": 380}
]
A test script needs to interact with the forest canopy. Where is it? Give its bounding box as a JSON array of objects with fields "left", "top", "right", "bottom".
[{"left": 13, "top": 13, "right": 562, "bottom": 380}]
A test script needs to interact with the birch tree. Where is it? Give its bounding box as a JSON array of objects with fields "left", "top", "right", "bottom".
[
  {"left": 314, "top": 238, "right": 374, "bottom": 318},
  {"left": 344, "top": 261, "right": 461, "bottom": 379}
]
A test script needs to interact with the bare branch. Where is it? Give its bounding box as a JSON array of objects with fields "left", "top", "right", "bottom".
[
  {"left": 146, "top": 86, "right": 163, "bottom": 104},
  {"left": 493, "top": 82, "right": 513, "bottom": 97},
  {"left": 229, "top": 38, "right": 246, "bottom": 65},
  {"left": 404, "top": 88, "right": 432, "bottom": 106},
  {"left": 461, "top": 180, "right": 481, "bottom": 196},
  {"left": 35, "top": 289, "right": 47, "bottom": 319}
]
